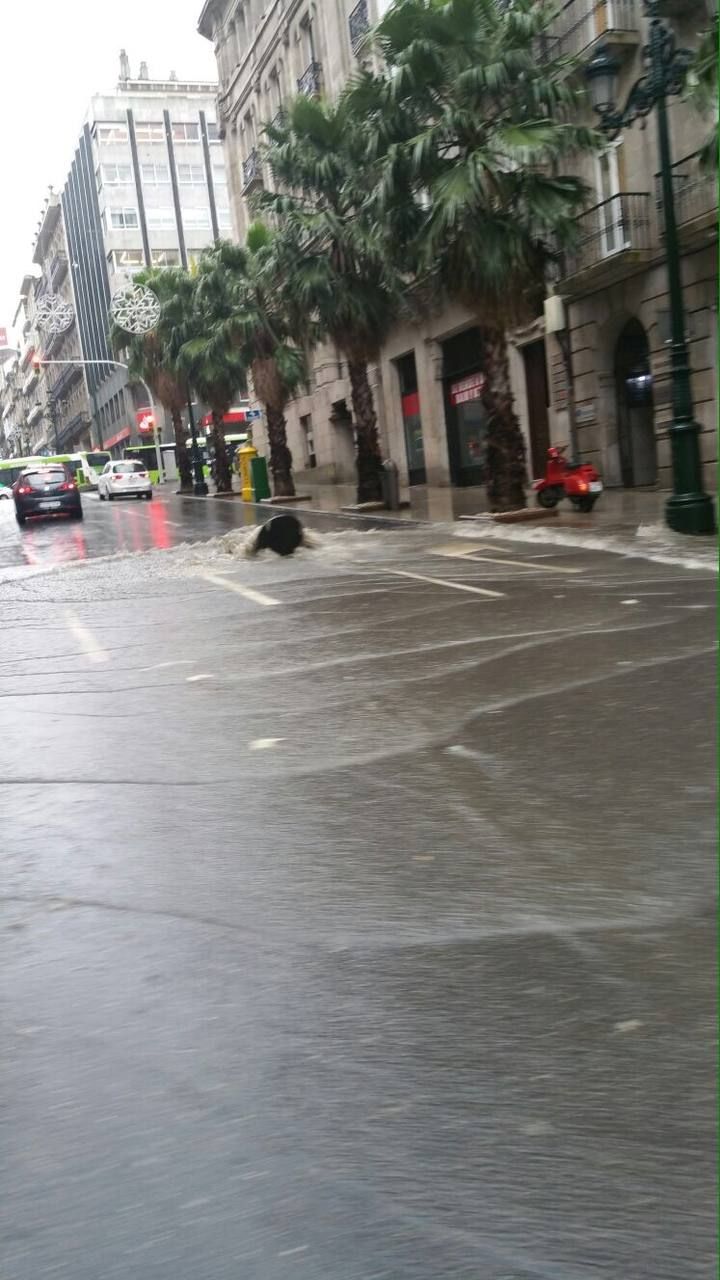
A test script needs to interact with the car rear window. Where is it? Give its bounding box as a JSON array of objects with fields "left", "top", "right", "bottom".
[
  {"left": 114, "top": 462, "right": 145, "bottom": 474},
  {"left": 24, "top": 470, "right": 66, "bottom": 485}
]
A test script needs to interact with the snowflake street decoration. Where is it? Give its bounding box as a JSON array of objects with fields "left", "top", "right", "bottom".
[
  {"left": 110, "top": 284, "right": 161, "bottom": 335},
  {"left": 35, "top": 293, "right": 74, "bottom": 337}
]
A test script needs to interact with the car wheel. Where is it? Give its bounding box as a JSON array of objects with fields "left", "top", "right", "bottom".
[
  {"left": 107, "top": 491, "right": 114, "bottom": 501},
  {"left": 72, "top": 507, "right": 84, "bottom": 520},
  {"left": 98, "top": 489, "right": 105, "bottom": 501},
  {"left": 145, "top": 491, "right": 153, "bottom": 501},
  {"left": 15, "top": 511, "right": 26, "bottom": 525}
]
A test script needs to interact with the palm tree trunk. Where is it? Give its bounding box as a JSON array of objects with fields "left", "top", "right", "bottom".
[
  {"left": 265, "top": 404, "right": 295, "bottom": 497},
  {"left": 172, "top": 409, "right": 193, "bottom": 492},
  {"left": 480, "top": 327, "right": 528, "bottom": 512},
  {"left": 347, "top": 359, "right": 383, "bottom": 503},
  {"left": 211, "top": 409, "right": 232, "bottom": 493}
]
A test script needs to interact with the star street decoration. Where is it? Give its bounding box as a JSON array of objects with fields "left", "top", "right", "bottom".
[
  {"left": 35, "top": 293, "right": 74, "bottom": 337},
  {"left": 110, "top": 283, "right": 161, "bottom": 335}
]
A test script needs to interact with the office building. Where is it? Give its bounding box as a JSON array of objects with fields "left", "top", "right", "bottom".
[{"left": 59, "top": 54, "right": 226, "bottom": 453}]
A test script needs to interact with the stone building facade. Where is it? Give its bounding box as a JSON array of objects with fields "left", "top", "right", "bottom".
[{"left": 199, "top": 0, "right": 717, "bottom": 496}]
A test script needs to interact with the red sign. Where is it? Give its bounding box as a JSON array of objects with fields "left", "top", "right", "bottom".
[
  {"left": 136, "top": 407, "right": 156, "bottom": 433},
  {"left": 200, "top": 408, "right": 248, "bottom": 429},
  {"left": 450, "top": 373, "right": 486, "bottom": 406},
  {"left": 0, "top": 328, "right": 7, "bottom": 347}
]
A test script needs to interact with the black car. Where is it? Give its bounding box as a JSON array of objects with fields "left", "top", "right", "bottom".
[{"left": 13, "top": 465, "right": 83, "bottom": 525}]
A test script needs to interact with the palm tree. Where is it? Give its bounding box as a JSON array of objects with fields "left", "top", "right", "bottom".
[
  {"left": 111, "top": 267, "right": 196, "bottom": 493},
  {"left": 201, "top": 231, "right": 307, "bottom": 498},
  {"left": 259, "top": 95, "right": 403, "bottom": 503},
  {"left": 356, "top": 0, "right": 598, "bottom": 510},
  {"left": 178, "top": 251, "right": 248, "bottom": 494}
]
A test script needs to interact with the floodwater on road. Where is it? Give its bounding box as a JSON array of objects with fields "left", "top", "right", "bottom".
[{"left": 0, "top": 494, "right": 716, "bottom": 1280}]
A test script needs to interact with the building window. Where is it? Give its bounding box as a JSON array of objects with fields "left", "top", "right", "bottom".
[
  {"left": 181, "top": 208, "right": 211, "bottom": 230},
  {"left": 177, "top": 163, "right": 206, "bottom": 185},
  {"left": 217, "top": 208, "right": 232, "bottom": 230},
  {"left": 206, "top": 121, "right": 220, "bottom": 142},
  {"left": 146, "top": 208, "right": 177, "bottom": 230},
  {"left": 141, "top": 162, "right": 170, "bottom": 185},
  {"left": 107, "top": 207, "right": 139, "bottom": 229},
  {"left": 101, "top": 163, "right": 133, "bottom": 185},
  {"left": 134, "top": 123, "right": 165, "bottom": 144},
  {"left": 300, "top": 413, "right": 316, "bottom": 468},
  {"left": 96, "top": 123, "right": 129, "bottom": 144},
  {"left": 172, "top": 122, "right": 200, "bottom": 143},
  {"left": 151, "top": 249, "right": 181, "bottom": 267},
  {"left": 107, "top": 248, "right": 145, "bottom": 272}
]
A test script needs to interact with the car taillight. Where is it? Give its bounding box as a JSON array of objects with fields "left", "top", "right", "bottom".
[
  {"left": 138, "top": 472, "right": 148, "bottom": 478},
  {"left": 59, "top": 481, "right": 77, "bottom": 492},
  {"left": 17, "top": 485, "right": 32, "bottom": 495},
  {"left": 113, "top": 474, "right": 124, "bottom": 481}
]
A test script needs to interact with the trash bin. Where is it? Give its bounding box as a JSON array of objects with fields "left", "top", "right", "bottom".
[
  {"left": 251, "top": 455, "right": 271, "bottom": 501},
  {"left": 381, "top": 459, "right": 400, "bottom": 510}
]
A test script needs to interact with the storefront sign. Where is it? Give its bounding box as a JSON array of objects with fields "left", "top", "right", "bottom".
[{"left": 450, "top": 373, "right": 487, "bottom": 406}]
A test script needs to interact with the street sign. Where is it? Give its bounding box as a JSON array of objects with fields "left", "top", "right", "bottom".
[{"left": 245, "top": 409, "right": 262, "bottom": 421}]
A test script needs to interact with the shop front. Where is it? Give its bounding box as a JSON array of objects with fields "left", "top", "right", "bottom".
[{"left": 442, "top": 328, "right": 488, "bottom": 487}]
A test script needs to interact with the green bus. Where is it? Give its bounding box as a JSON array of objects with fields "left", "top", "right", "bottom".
[
  {"left": 184, "top": 433, "right": 248, "bottom": 480},
  {"left": 0, "top": 450, "right": 110, "bottom": 490},
  {"left": 123, "top": 442, "right": 177, "bottom": 485}
]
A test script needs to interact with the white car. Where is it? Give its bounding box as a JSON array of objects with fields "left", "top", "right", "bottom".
[
  {"left": 0, "top": 483, "right": 12, "bottom": 500},
  {"left": 98, "top": 460, "right": 153, "bottom": 502}
]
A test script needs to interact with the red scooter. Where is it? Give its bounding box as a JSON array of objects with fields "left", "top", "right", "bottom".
[{"left": 532, "top": 444, "right": 603, "bottom": 513}]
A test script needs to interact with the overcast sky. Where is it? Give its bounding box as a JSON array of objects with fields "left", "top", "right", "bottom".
[{"left": 0, "top": 0, "right": 217, "bottom": 336}]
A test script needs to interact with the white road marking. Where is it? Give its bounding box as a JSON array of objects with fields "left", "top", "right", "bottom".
[
  {"left": 63, "top": 610, "right": 109, "bottom": 664},
  {"left": 142, "top": 660, "right": 195, "bottom": 671},
  {"left": 200, "top": 572, "right": 280, "bottom": 607},
  {"left": 186, "top": 674, "right": 214, "bottom": 683},
  {"left": 463, "top": 553, "right": 582, "bottom": 574},
  {"left": 382, "top": 569, "right": 505, "bottom": 599},
  {"left": 249, "top": 737, "right": 285, "bottom": 750},
  {"left": 621, "top": 599, "right": 640, "bottom": 605}
]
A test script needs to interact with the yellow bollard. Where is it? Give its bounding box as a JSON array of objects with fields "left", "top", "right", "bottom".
[{"left": 238, "top": 441, "right": 258, "bottom": 502}]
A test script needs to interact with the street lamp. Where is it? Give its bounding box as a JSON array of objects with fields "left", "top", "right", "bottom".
[{"left": 586, "top": 0, "right": 716, "bottom": 536}]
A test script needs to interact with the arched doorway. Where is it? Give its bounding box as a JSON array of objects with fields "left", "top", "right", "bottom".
[{"left": 614, "top": 319, "right": 657, "bottom": 487}]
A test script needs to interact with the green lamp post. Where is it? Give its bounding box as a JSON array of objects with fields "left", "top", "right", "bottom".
[{"left": 586, "top": 1, "right": 716, "bottom": 536}]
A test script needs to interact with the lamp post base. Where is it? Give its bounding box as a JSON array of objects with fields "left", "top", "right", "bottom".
[
  {"left": 665, "top": 491, "right": 716, "bottom": 537},
  {"left": 193, "top": 479, "right": 209, "bottom": 497}
]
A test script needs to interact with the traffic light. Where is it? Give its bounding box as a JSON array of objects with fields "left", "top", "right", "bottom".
[{"left": 138, "top": 413, "right": 156, "bottom": 434}]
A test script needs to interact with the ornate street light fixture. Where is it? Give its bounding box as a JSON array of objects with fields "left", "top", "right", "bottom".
[{"left": 586, "top": 0, "right": 716, "bottom": 536}]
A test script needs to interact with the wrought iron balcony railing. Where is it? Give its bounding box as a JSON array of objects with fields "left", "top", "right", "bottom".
[
  {"left": 297, "top": 60, "right": 322, "bottom": 97},
  {"left": 241, "top": 148, "right": 263, "bottom": 191},
  {"left": 563, "top": 191, "right": 652, "bottom": 276},
  {"left": 656, "top": 154, "right": 718, "bottom": 234},
  {"left": 555, "top": 0, "right": 639, "bottom": 60},
  {"left": 349, "top": 0, "right": 370, "bottom": 52}
]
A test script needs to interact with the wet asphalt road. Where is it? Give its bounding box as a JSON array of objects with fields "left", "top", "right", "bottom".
[{"left": 0, "top": 490, "right": 716, "bottom": 1279}]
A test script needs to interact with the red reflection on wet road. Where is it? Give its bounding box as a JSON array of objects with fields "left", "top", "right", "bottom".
[
  {"left": 147, "top": 499, "right": 172, "bottom": 549},
  {"left": 20, "top": 518, "right": 88, "bottom": 567}
]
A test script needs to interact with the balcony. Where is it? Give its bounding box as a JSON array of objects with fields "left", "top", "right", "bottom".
[
  {"left": 556, "top": 0, "right": 639, "bottom": 61},
  {"left": 49, "top": 251, "right": 68, "bottom": 288},
  {"left": 59, "top": 411, "right": 90, "bottom": 448},
  {"left": 349, "top": 0, "right": 370, "bottom": 53},
  {"left": 562, "top": 192, "right": 654, "bottom": 289},
  {"left": 297, "top": 60, "right": 322, "bottom": 97},
  {"left": 27, "top": 404, "right": 43, "bottom": 428},
  {"left": 241, "top": 148, "right": 263, "bottom": 194},
  {"left": 49, "top": 362, "right": 82, "bottom": 402},
  {"left": 656, "top": 154, "right": 718, "bottom": 247}
]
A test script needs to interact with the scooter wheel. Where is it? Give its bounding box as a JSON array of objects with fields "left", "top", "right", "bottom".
[
  {"left": 536, "top": 487, "right": 561, "bottom": 509},
  {"left": 577, "top": 496, "right": 597, "bottom": 513}
]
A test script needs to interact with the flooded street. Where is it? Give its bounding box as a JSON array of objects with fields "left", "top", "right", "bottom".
[{"left": 0, "top": 495, "right": 716, "bottom": 1279}]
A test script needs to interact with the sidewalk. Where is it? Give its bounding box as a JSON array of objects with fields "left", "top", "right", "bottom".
[{"left": 256, "top": 480, "right": 717, "bottom": 570}]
